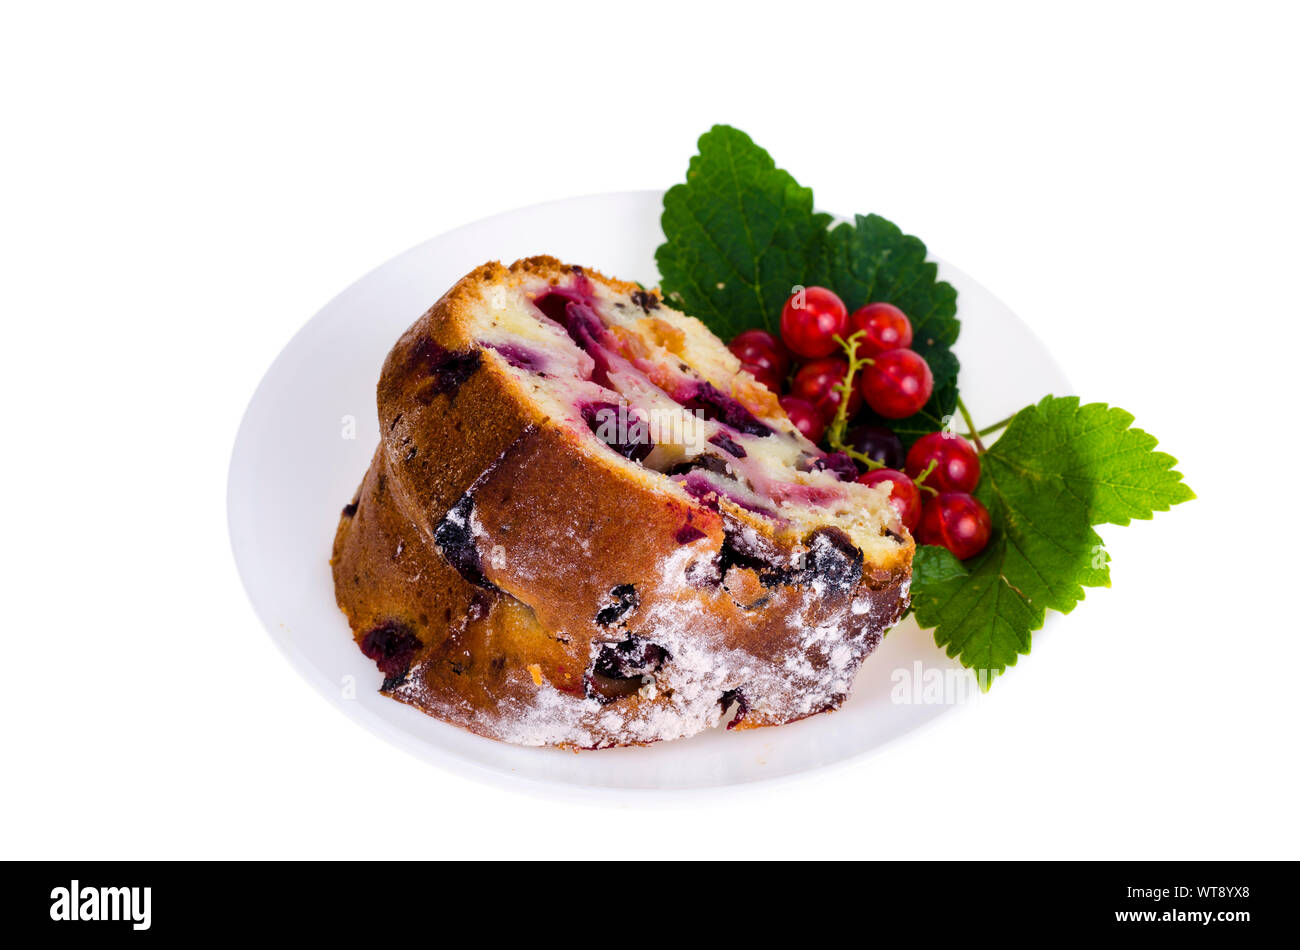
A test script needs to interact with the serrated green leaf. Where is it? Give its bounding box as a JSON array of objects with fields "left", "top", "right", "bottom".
[
  {"left": 912, "top": 544, "right": 1039, "bottom": 681},
  {"left": 986, "top": 396, "right": 1197, "bottom": 526},
  {"left": 912, "top": 543, "right": 970, "bottom": 588},
  {"left": 656, "top": 125, "right": 832, "bottom": 339},
  {"left": 910, "top": 396, "right": 1193, "bottom": 686}
]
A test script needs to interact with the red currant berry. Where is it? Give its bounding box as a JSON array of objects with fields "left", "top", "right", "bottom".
[
  {"left": 845, "top": 424, "right": 905, "bottom": 471},
  {"left": 856, "top": 468, "right": 922, "bottom": 531},
  {"left": 728, "top": 329, "right": 791, "bottom": 391},
  {"left": 915, "top": 492, "right": 992, "bottom": 559},
  {"left": 791, "top": 358, "right": 863, "bottom": 423},
  {"left": 848, "top": 302, "right": 913, "bottom": 356},
  {"left": 905, "top": 431, "right": 981, "bottom": 493},
  {"left": 780, "top": 286, "right": 848, "bottom": 359},
  {"left": 859, "top": 348, "right": 933, "bottom": 419},
  {"left": 779, "top": 396, "right": 825, "bottom": 443}
]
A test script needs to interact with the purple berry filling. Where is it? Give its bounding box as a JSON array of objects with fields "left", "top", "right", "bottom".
[
  {"left": 803, "top": 526, "right": 863, "bottom": 593},
  {"left": 711, "top": 520, "right": 863, "bottom": 594},
  {"left": 720, "top": 688, "right": 749, "bottom": 729},
  {"left": 677, "top": 471, "right": 721, "bottom": 510},
  {"left": 432, "top": 493, "right": 497, "bottom": 590},
  {"left": 594, "top": 636, "right": 668, "bottom": 679},
  {"left": 532, "top": 286, "right": 588, "bottom": 324},
  {"left": 360, "top": 621, "right": 422, "bottom": 686},
  {"left": 484, "top": 341, "right": 548, "bottom": 373},
  {"left": 812, "top": 451, "right": 858, "bottom": 482},
  {"left": 559, "top": 300, "right": 606, "bottom": 345},
  {"left": 667, "top": 454, "right": 731, "bottom": 478},
  {"left": 532, "top": 289, "right": 602, "bottom": 357},
  {"left": 586, "top": 634, "right": 670, "bottom": 703},
  {"left": 674, "top": 523, "right": 708, "bottom": 544},
  {"left": 718, "top": 524, "right": 795, "bottom": 588},
  {"left": 677, "top": 471, "right": 775, "bottom": 519},
  {"left": 409, "top": 338, "right": 481, "bottom": 401},
  {"left": 675, "top": 381, "right": 772, "bottom": 437},
  {"left": 545, "top": 300, "right": 620, "bottom": 388},
  {"left": 630, "top": 289, "right": 659, "bottom": 312},
  {"left": 594, "top": 583, "right": 640, "bottom": 626},
  {"left": 708, "top": 432, "right": 748, "bottom": 458},
  {"left": 581, "top": 401, "right": 654, "bottom": 463}
]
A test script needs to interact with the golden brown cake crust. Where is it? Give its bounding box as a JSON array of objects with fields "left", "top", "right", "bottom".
[{"left": 332, "top": 257, "right": 912, "bottom": 748}]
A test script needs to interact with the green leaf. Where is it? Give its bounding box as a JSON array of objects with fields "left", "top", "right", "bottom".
[
  {"left": 656, "top": 127, "right": 961, "bottom": 437},
  {"left": 656, "top": 125, "right": 832, "bottom": 339},
  {"left": 911, "top": 543, "right": 1039, "bottom": 685},
  {"left": 910, "top": 396, "right": 1194, "bottom": 686},
  {"left": 988, "top": 397, "right": 1197, "bottom": 527},
  {"left": 912, "top": 543, "right": 970, "bottom": 588}
]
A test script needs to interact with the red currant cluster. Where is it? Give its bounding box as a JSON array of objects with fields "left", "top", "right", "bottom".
[
  {"left": 868, "top": 432, "right": 991, "bottom": 560},
  {"left": 727, "top": 286, "right": 992, "bottom": 560}
]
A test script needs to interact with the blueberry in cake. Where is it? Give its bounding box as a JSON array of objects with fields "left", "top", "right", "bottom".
[{"left": 331, "top": 257, "right": 912, "bottom": 748}]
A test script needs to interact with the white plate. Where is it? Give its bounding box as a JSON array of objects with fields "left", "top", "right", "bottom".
[{"left": 227, "top": 190, "right": 1070, "bottom": 791}]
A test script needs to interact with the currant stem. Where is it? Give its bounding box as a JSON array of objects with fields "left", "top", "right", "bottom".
[
  {"left": 962, "top": 414, "right": 1014, "bottom": 439},
  {"left": 912, "top": 458, "right": 939, "bottom": 496},
  {"left": 825, "top": 330, "right": 872, "bottom": 456},
  {"left": 955, "top": 396, "right": 987, "bottom": 454},
  {"left": 843, "top": 446, "right": 886, "bottom": 471}
]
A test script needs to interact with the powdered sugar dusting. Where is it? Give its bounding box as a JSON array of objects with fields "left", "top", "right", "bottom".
[{"left": 469, "top": 536, "right": 896, "bottom": 749}]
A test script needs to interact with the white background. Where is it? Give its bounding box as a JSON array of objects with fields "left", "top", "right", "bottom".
[{"left": 2, "top": 1, "right": 1296, "bottom": 859}]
